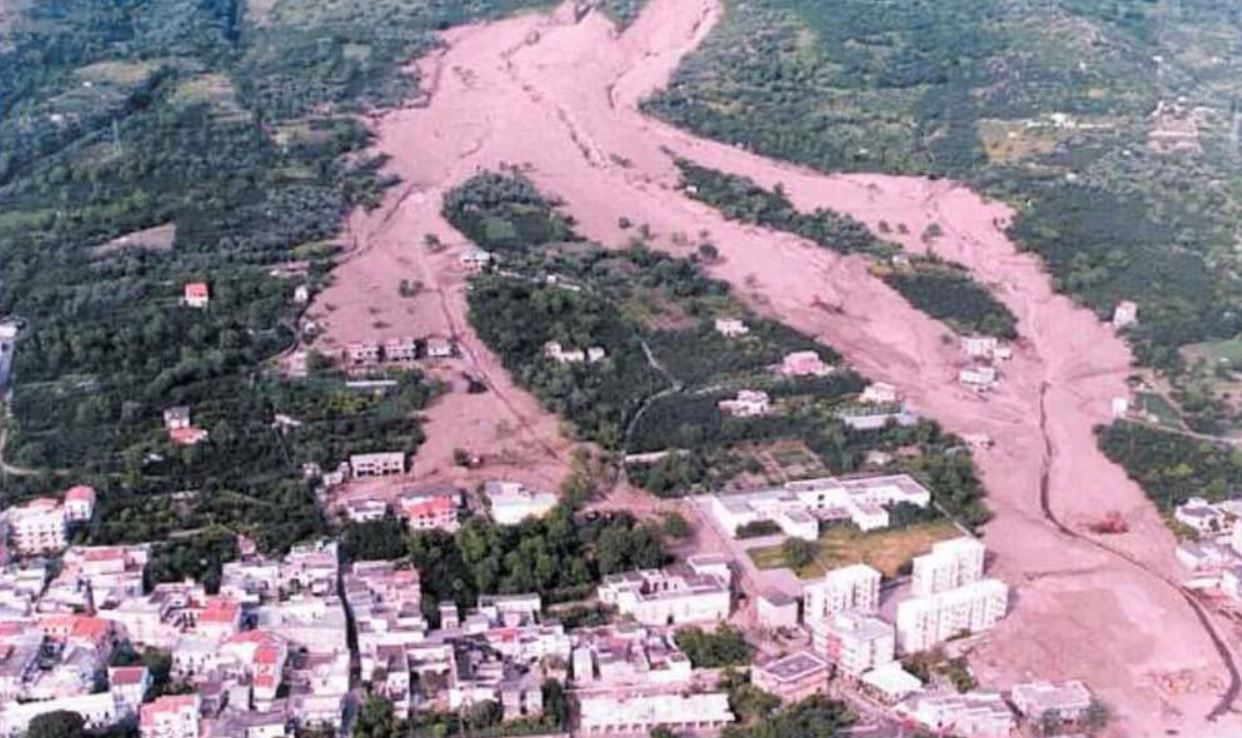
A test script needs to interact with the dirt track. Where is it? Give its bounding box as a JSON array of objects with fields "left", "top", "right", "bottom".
[{"left": 307, "top": 1, "right": 1242, "bottom": 733}]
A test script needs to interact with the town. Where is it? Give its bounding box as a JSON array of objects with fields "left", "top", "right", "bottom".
[{"left": 0, "top": 457, "right": 1107, "bottom": 738}]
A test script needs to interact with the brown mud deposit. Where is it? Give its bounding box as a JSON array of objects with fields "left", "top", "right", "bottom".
[{"left": 307, "top": 1, "right": 1242, "bottom": 733}]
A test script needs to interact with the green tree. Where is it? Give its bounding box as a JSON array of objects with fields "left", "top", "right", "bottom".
[
  {"left": 27, "top": 712, "right": 86, "bottom": 738},
  {"left": 781, "top": 537, "right": 817, "bottom": 570}
]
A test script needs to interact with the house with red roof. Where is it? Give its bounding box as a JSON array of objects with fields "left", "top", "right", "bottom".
[
  {"left": 183, "top": 283, "right": 210, "bottom": 309},
  {"left": 62, "top": 485, "right": 96, "bottom": 523},
  {"left": 397, "top": 492, "right": 459, "bottom": 533},
  {"left": 222, "top": 630, "right": 287, "bottom": 708},
  {"left": 140, "top": 694, "right": 200, "bottom": 738},
  {"left": 193, "top": 597, "right": 241, "bottom": 642}
]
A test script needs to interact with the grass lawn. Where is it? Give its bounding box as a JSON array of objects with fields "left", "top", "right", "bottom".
[
  {"left": 748, "top": 519, "right": 962, "bottom": 579},
  {"left": 1183, "top": 336, "right": 1242, "bottom": 366},
  {"left": 1136, "top": 391, "right": 1183, "bottom": 428}
]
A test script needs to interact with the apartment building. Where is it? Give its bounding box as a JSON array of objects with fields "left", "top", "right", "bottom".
[
  {"left": 8, "top": 498, "right": 68, "bottom": 554},
  {"left": 897, "top": 692, "right": 1015, "bottom": 738},
  {"left": 140, "top": 695, "right": 201, "bottom": 738},
  {"left": 896, "top": 579, "right": 1009, "bottom": 653},
  {"left": 911, "top": 537, "right": 986, "bottom": 597},
  {"left": 813, "top": 611, "right": 895, "bottom": 677},
  {"left": 803, "top": 564, "right": 881, "bottom": 624},
  {"left": 569, "top": 624, "right": 692, "bottom": 689}
]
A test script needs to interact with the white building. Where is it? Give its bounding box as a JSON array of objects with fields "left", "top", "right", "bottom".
[
  {"left": 62, "top": 486, "right": 96, "bottom": 523},
  {"left": 397, "top": 491, "right": 459, "bottom": 533},
  {"left": 718, "top": 390, "right": 771, "bottom": 418},
  {"left": 896, "top": 579, "right": 1009, "bottom": 653},
  {"left": 459, "top": 248, "right": 494, "bottom": 272},
  {"left": 0, "top": 693, "right": 126, "bottom": 738},
  {"left": 577, "top": 692, "right": 733, "bottom": 736},
  {"left": 708, "top": 474, "right": 933, "bottom": 539},
  {"left": 1009, "top": 680, "right": 1093, "bottom": 722},
  {"left": 8, "top": 498, "right": 68, "bottom": 554},
  {"left": 802, "top": 564, "right": 881, "bottom": 624},
  {"left": 897, "top": 692, "right": 1015, "bottom": 738},
  {"left": 140, "top": 694, "right": 200, "bottom": 738},
  {"left": 1176, "top": 541, "right": 1235, "bottom": 571},
  {"left": 780, "top": 351, "right": 832, "bottom": 377},
  {"left": 714, "top": 318, "right": 749, "bottom": 338},
  {"left": 860, "top": 661, "right": 923, "bottom": 704},
  {"left": 1112, "top": 300, "right": 1139, "bottom": 329},
  {"left": 861, "top": 382, "right": 902, "bottom": 405},
  {"left": 959, "top": 365, "right": 997, "bottom": 390},
  {"left": 911, "top": 538, "right": 986, "bottom": 597},
  {"left": 349, "top": 452, "right": 406, "bottom": 478},
  {"left": 1174, "top": 497, "right": 1225, "bottom": 534},
  {"left": 960, "top": 336, "right": 1012, "bottom": 362},
  {"left": 598, "top": 561, "right": 730, "bottom": 626},
  {"left": 752, "top": 651, "right": 830, "bottom": 703},
  {"left": 483, "top": 481, "right": 558, "bottom": 526},
  {"left": 343, "top": 498, "right": 388, "bottom": 523},
  {"left": 569, "top": 625, "right": 692, "bottom": 689},
  {"left": 544, "top": 341, "right": 606, "bottom": 365},
  {"left": 813, "top": 611, "right": 895, "bottom": 677}
]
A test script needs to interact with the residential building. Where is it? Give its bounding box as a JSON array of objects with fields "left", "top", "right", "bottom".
[
  {"left": 294, "top": 285, "right": 310, "bottom": 304},
  {"left": 570, "top": 624, "right": 692, "bottom": 689},
  {"left": 483, "top": 481, "right": 558, "bottom": 526},
  {"left": 8, "top": 498, "right": 68, "bottom": 554},
  {"left": 459, "top": 248, "right": 494, "bottom": 272},
  {"left": 62, "top": 486, "right": 96, "bottom": 523},
  {"left": 959, "top": 365, "right": 997, "bottom": 390},
  {"left": 718, "top": 390, "right": 770, "bottom": 418},
  {"left": 897, "top": 692, "right": 1015, "bottom": 738},
  {"left": 813, "top": 611, "right": 895, "bottom": 677},
  {"left": 221, "top": 630, "right": 288, "bottom": 708},
  {"left": 140, "top": 695, "right": 201, "bottom": 738},
  {"left": 802, "top": 564, "right": 881, "bottom": 624},
  {"left": 344, "top": 342, "right": 380, "bottom": 367},
  {"left": 107, "top": 665, "right": 151, "bottom": 712},
  {"left": 838, "top": 405, "right": 919, "bottom": 431},
  {"left": 183, "top": 282, "right": 209, "bottom": 308},
  {"left": 397, "top": 491, "right": 459, "bottom": 533},
  {"left": 543, "top": 341, "right": 606, "bottom": 364},
  {"left": 577, "top": 692, "right": 733, "bottom": 736},
  {"left": 1176, "top": 541, "right": 1235, "bottom": 571},
  {"left": 163, "top": 406, "right": 192, "bottom": 431},
  {"left": 425, "top": 337, "right": 454, "bottom": 359},
  {"left": 0, "top": 321, "right": 18, "bottom": 389},
  {"left": 896, "top": 579, "right": 1009, "bottom": 653},
  {"left": 860, "top": 382, "right": 901, "bottom": 405},
  {"left": 1112, "top": 300, "right": 1139, "bottom": 329},
  {"left": 752, "top": 651, "right": 830, "bottom": 703},
  {"left": 343, "top": 498, "right": 387, "bottom": 523},
  {"left": 756, "top": 592, "right": 799, "bottom": 630},
  {"left": 1174, "top": 497, "right": 1225, "bottom": 534},
  {"left": 1009, "top": 680, "right": 1093, "bottom": 722},
  {"left": 960, "top": 336, "right": 1011, "bottom": 362},
  {"left": 859, "top": 662, "right": 923, "bottom": 704},
  {"left": 349, "top": 452, "right": 406, "bottom": 478},
  {"left": 382, "top": 337, "right": 419, "bottom": 363},
  {"left": 780, "top": 351, "right": 832, "bottom": 377},
  {"left": 911, "top": 538, "right": 986, "bottom": 597},
  {"left": 0, "top": 693, "right": 127, "bottom": 738},
  {"left": 598, "top": 561, "right": 730, "bottom": 626},
  {"left": 714, "top": 318, "right": 749, "bottom": 337}
]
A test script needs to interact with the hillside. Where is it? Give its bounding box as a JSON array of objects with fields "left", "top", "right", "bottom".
[{"left": 646, "top": 0, "right": 1242, "bottom": 433}]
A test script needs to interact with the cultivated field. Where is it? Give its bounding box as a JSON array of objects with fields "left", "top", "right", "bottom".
[{"left": 749, "top": 519, "right": 961, "bottom": 579}]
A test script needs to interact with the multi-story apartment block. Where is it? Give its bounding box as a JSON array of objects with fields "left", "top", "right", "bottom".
[
  {"left": 910, "top": 537, "right": 986, "bottom": 597},
  {"left": 140, "top": 694, "right": 200, "bottom": 738},
  {"left": 896, "top": 579, "right": 1009, "bottom": 653},
  {"left": 802, "top": 563, "right": 881, "bottom": 624},
  {"left": 8, "top": 498, "right": 68, "bottom": 554},
  {"left": 813, "top": 611, "right": 896, "bottom": 677}
]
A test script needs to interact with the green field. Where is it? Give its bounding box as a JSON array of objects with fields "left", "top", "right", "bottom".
[{"left": 748, "top": 519, "right": 962, "bottom": 579}]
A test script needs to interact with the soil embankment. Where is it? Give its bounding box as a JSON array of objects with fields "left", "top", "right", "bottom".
[{"left": 308, "top": 1, "right": 1242, "bottom": 732}]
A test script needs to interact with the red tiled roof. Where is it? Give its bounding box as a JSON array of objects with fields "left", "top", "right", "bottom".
[
  {"left": 82, "top": 547, "right": 124, "bottom": 562},
  {"left": 141, "top": 695, "right": 198, "bottom": 725},
  {"left": 184, "top": 282, "right": 209, "bottom": 299},
  {"left": 401, "top": 495, "right": 454, "bottom": 517},
  {"left": 109, "top": 666, "right": 147, "bottom": 686},
  {"left": 198, "top": 597, "right": 239, "bottom": 623},
  {"left": 169, "top": 426, "right": 209, "bottom": 445},
  {"left": 63, "top": 485, "right": 96, "bottom": 503}
]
